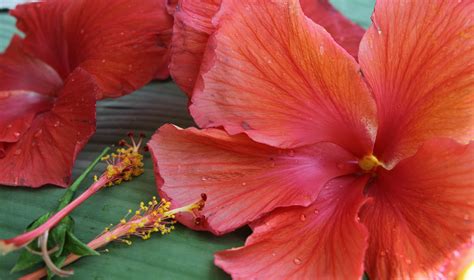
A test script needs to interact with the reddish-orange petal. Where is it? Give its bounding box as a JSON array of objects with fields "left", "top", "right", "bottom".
[
  {"left": 360, "top": 139, "right": 474, "bottom": 279},
  {"left": 299, "top": 0, "right": 364, "bottom": 59},
  {"left": 359, "top": 0, "right": 474, "bottom": 165},
  {"left": 215, "top": 176, "right": 369, "bottom": 279},
  {"left": 0, "top": 36, "right": 62, "bottom": 95},
  {"left": 11, "top": 0, "right": 173, "bottom": 99},
  {"left": 190, "top": 0, "right": 376, "bottom": 156},
  {"left": 170, "top": 0, "right": 364, "bottom": 96},
  {"left": 169, "top": 0, "right": 220, "bottom": 96},
  {"left": 148, "top": 124, "right": 358, "bottom": 235},
  {"left": 0, "top": 68, "right": 97, "bottom": 188}
]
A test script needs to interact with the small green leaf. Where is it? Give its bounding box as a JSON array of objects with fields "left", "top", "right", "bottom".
[
  {"left": 49, "top": 216, "right": 74, "bottom": 257},
  {"left": 10, "top": 249, "right": 42, "bottom": 273},
  {"left": 26, "top": 212, "right": 52, "bottom": 231},
  {"left": 64, "top": 231, "right": 99, "bottom": 257}
]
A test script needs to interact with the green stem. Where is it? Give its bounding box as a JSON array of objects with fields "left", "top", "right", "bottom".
[{"left": 56, "top": 147, "right": 110, "bottom": 211}]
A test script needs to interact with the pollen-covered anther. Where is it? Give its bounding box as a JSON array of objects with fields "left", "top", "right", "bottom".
[
  {"left": 96, "top": 195, "right": 207, "bottom": 247},
  {"left": 358, "top": 154, "right": 384, "bottom": 172},
  {"left": 99, "top": 132, "right": 146, "bottom": 186}
]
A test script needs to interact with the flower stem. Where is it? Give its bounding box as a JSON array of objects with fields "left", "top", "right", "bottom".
[{"left": 1, "top": 177, "right": 108, "bottom": 253}]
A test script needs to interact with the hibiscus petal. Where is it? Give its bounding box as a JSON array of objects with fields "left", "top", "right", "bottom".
[
  {"left": 360, "top": 139, "right": 474, "bottom": 279},
  {"left": 11, "top": 0, "right": 173, "bottom": 99},
  {"left": 0, "top": 36, "right": 62, "bottom": 95},
  {"left": 299, "top": 0, "right": 364, "bottom": 59},
  {"left": 215, "top": 176, "right": 369, "bottom": 279},
  {"left": 190, "top": 0, "right": 376, "bottom": 156},
  {"left": 0, "top": 91, "right": 53, "bottom": 144},
  {"left": 0, "top": 68, "right": 97, "bottom": 188},
  {"left": 359, "top": 0, "right": 474, "bottom": 165},
  {"left": 171, "top": 0, "right": 365, "bottom": 96},
  {"left": 169, "top": 0, "right": 221, "bottom": 96},
  {"left": 148, "top": 124, "right": 358, "bottom": 234}
]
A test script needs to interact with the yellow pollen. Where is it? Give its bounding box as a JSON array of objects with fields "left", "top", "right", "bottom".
[{"left": 358, "top": 154, "right": 383, "bottom": 171}]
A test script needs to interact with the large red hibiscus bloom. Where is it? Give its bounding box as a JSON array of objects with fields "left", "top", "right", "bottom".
[
  {"left": 149, "top": 0, "right": 474, "bottom": 278},
  {"left": 0, "top": 0, "right": 173, "bottom": 188},
  {"left": 168, "top": 0, "right": 364, "bottom": 96}
]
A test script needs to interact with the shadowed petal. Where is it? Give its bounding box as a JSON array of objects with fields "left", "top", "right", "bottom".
[
  {"left": 360, "top": 139, "right": 474, "bottom": 279},
  {"left": 300, "top": 0, "right": 364, "bottom": 59},
  {"left": 190, "top": 0, "right": 376, "bottom": 156},
  {"left": 11, "top": 0, "right": 173, "bottom": 99},
  {"left": 0, "top": 68, "right": 97, "bottom": 188},
  {"left": 148, "top": 124, "right": 358, "bottom": 234},
  {"left": 359, "top": 0, "right": 474, "bottom": 165},
  {"left": 215, "top": 176, "right": 369, "bottom": 280}
]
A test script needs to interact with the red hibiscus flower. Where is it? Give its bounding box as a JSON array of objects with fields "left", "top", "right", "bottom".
[
  {"left": 149, "top": 0, "right": 474, "bottom": 278},
  {"left": 168, "top": 0, "right": 364, "bottom": 96},
  {"left": 0, "top": 0, "right": 173, "bottom": 188}
]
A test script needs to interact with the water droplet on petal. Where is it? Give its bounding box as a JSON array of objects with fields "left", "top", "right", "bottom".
[
  {"left": 299, "top": 214, "right": 306, "bottom": 221},
  {"left": 80, "top": 28, "right": 85, "bottom": 34},
  {"left": 313, "top": 209, "right": 319, "bottom": 215},
  {"left": 293, "top": 258, "right": 302, "bottom": 265},
  {"left": 13, "top": 132, "right": 20, "bottom": 138},
  {"left": 53, "top": 121, "right": 60, "bottom": 127},
  {"left": 241, "top": 182, "right": 247, "bottom": 186},
  {"left": 464, "top": 214, "right": 470, "bottom": 221},
  {"left": 271, "top": 252, "right": 276, "bottom": 257},
  {"left": 101, "top": 59, "right": 106, "bottom": 63},
  {"left": 380, "top": 251, "right": 386, "bottom": 257},
  {"left": 14, "top": 149, "right": 22, "bottom": 155},
  {"left": 406, "top": 259, "right": 412, "bottom": 265},
  {"left": 201, "top": 176, "right": 208, "bottom": 181},
  {"left": 319, "top": 45, "right": 325, "bottom": 55},
  {"left": 7, "top": 124, "right": 12, "bottom": 128}
]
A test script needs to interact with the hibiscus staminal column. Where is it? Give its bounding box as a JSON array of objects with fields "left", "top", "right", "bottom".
[
  {"left": 20, "top": 194, "right": 207, "bottom": 280},
  {"left": 0, "top": 133, "right": 146, "bottom": 255}
]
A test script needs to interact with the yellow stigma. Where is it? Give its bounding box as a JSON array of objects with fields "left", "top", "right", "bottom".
[
  {"left": 358, "top": 154, "right": 383, "bottom": 171},
  {"left": 458, "top": 261, "right": 474, "bottom": 280}
]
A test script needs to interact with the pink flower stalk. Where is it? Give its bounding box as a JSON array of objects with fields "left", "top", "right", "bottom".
[
  {"left": 0, "top": 134, "right": 146, "bottom": 255},
  {"left": 19, "top": 194, "right": 207, "bottom": 280}
]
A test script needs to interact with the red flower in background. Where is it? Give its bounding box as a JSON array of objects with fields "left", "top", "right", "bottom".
[
  {"left": 168, "top": 0, "right": 364, "bottom": 96},
  {"left": 0, "top": 0, "right": 173, "bottom": 188},
  {"left": 149, "top": 0, "right": 474, "bottom": 278}
]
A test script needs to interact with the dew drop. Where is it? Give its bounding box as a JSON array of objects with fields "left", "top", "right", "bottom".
[
  {"left": 380, "top": 251, "right": 386, "bottom": 257},
  {"left": 377, "top": 28, "right": 382, "bottom": 35},
  {"left": 53, "top": 121, "right": 60, "bottom": 127},
  {"left": 299, "top": 214, "right": 306, "bottom": 221},
  {"left": 14, "top": 149, "right": 22, "bottom": 155},
  {"left": 80, "top": 28, "right": 84, "bottom": 34},
  {"left": 271, "top": 252, "right": 276, "bottom": 257},
  {"left": 101, "top": 59, "right": 106, "bottom": 63},
  {"left": 241, "top": 182, "right": 247, "bottom": 186},
  {"left": 313, "top": 209, "right": 319, "bottom": 215},
  {"left": 293, "top": 258, "right": 302, "bottom": 265},
  {"left": 463, "top": 214, "right": 470, "bottom": 221},
  {"left": 319, "top": 45, "right": 325, "bottom": 55},
  {"left": 13, "top": 132, "right": 20, "bottom": 138},
  {"left": 7, "top": 124, "right": 12, "bottom": 128},
  {"left": 406, "top": 259, "right": 412, "bottom": 265},
  {"left": 201, "top": 176, "right": 208, "bottom": 181},
  {"left": 120, "top": 31, "right": 125, "bottom": 36},
  {"left": 453, "top": 250, "right": 460, "bottom": 258}
]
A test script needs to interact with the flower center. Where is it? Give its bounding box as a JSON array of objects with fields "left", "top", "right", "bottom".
[{"left": 358, "top": 154, "right": 383, "bottom": 172}]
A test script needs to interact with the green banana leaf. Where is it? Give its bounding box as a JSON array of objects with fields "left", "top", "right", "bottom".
[{"left": 0, "top": 1, "right": 375, "bottom": 279}]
